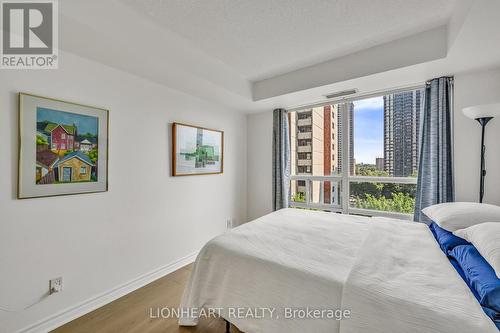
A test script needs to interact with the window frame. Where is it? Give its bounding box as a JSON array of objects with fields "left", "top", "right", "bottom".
[{"left": 289, "top": 84, "right": 424, "bottom": 220}]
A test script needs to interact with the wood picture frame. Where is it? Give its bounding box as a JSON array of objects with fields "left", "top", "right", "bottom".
[{"left": 172, "top": 122, "right": 224, "bottom": 176}]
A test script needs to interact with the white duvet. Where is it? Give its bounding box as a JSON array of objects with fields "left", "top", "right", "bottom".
[{"left": 179, "top": 208, "right": 497, "bottom": 333}]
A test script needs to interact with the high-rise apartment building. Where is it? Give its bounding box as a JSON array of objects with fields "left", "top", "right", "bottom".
[
  {"left": 383, "top": 90, "right": 422, "bottom": 177},
  {"left": 337, "top": 102, "right": 355, "bottom": 175},
  {"left": 290, "top": 105, "right": 339, "bottom": 204}
]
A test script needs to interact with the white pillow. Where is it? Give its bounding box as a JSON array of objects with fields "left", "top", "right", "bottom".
[
  {"left": 454, "top": 222, "right": 500, "bottom": 278},
  {"left": 421, "top": 202, "right": 500, "bottom": 232}
]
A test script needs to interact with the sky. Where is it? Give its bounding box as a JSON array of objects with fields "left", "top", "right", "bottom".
[
  {"left": 37, "top": 107, "right": 98, "bottom": 136},
  {"left": 352, "top": 97, "right": 384, "bottom": 164}
]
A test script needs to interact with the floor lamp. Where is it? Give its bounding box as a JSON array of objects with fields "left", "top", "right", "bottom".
[{"left": 463, "top": 103, "right": 500, "bottom": 203}]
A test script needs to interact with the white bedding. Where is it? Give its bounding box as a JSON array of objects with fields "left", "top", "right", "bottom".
[
  {"left": 340, "top": 219, "right": 497, "bottom": 333},
  {"left": 179, "top": 208, "right": 498, "bottom": 333}
]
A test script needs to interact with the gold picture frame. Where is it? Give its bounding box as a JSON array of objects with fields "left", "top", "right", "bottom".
[{"left": 172, "top": 122, "right": 224, "bottom": 176}]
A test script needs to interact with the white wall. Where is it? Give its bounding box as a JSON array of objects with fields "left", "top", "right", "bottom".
[
  {"left": 0, "top": 51, "right": 247, "bottom": 332},
  {"left": 246, "top": 111, "right": 273, "bottom": 220},
  {"left": 454, "top": 67, "right": 500, "bottom": 204},
  {"left": 253, "top": 26, "right": 448, "bottom": 100},
  {"left": 246, "top": 67, "right": 500, "bottom": 220}
]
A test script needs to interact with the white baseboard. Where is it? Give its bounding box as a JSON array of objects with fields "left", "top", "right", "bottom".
[{"left": 17, "top": 252, "right": 198, "bottom": 333}]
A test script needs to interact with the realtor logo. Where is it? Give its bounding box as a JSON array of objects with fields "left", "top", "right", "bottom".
[{"left": 1, "top": 0, "right": 58, "bottom": 69}]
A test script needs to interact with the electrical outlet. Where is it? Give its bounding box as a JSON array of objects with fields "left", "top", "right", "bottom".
[
  {"left": 49, "top": 277, "right": 63, "bottom": 295},
  {"left": 226, "top": 218, "right": 233, "bottom": 230}
]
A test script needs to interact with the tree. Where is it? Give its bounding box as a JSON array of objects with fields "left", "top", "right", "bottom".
[
  {"left": 352, "top": 163, "right": 416, "bottom": 214},
  {"left": 353, "top": 192, "right": 415, "bottom": 214},
  {"left": 355, "top": 163, "right": 389, "bottom": 177},
  {"left": 292, "top": 192, "right": 306, "bottom": 203},
  {"left": 88, "top": 148, "right": 98, "bottom": 163},
  {"left": 36, "top": 134, "right": 48, "bottom": 145}
]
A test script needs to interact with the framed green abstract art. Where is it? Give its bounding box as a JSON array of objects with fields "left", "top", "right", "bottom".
[{"left": 172, "top": 122, "right": 223, "bottom": 176}]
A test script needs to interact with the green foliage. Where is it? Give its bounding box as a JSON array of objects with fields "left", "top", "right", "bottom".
[
  {"left": 88, "top": 148, "right": 98, "bottom": 163},
  {"left": 292, "top": 192, "right": 306, "bottom": 203},
  {"left": 353, "top": 192, "right": 415, "bottom": 214},
  {"left": 77, "top": 133, "right": 98, "bottom": 143},
  {"left": 36, "top": 134, "right": 48, "bottom": 145},
  {"left": 356, "top": 163, "right": 389, "bottom": 177},
  {"left": 352, "top": 163, "right": 416, "bottom": 214},
  {"left": 351, "top": 182, "right": 416, "bottom": 200}
]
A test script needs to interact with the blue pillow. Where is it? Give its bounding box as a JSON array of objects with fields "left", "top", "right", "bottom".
[
  {"left": 449, "top": 257, "right": 477, "bottom": 295},
  {"left": 449, "top": 245, "right": 500, "bottom": 313},
  {"left": 429, "top": 222, "right": 438, "bottom": 238},
  {"left": 429, "top": 222, "right": 470, "bottom": 253},
  {"left": 448, "top": 248, "right": 499, "bottom": 330}
]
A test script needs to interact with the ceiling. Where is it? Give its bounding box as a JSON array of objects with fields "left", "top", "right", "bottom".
[
  {"left": 120, "top": 0, "right": 457, "bottom": 81},
  {"left": 59, "top": 0, "right": 500, "bottom": 113}
]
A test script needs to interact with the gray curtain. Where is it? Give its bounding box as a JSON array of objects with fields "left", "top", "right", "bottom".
[
  {"left": 414, "top": 77, "right": 454, "bottom": 223},
  {"left": 272, "top": 108, "right": 291, "bottom": 211}
]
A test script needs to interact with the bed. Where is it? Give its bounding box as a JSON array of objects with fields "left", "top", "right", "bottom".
[{"left": 178, "top": 208, "right": 498, "bottom": 333}]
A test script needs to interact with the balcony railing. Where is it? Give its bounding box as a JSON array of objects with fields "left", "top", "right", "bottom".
[
  {"left": 297, "top": 159, "right": 312, "bottom": 166},
  {"left": 297, "top": 118, "right": 312, "bottom": 126},
  {"left": 290, "top": 175, "right": 417, "bottom": 220},
  {"left": 297, "top": 145, "right": 312, "bottom": 153},
  {"left": 297, "top": 132, "right": 312, "bottom": 140},
  {"left": 290, "top": 175, "right": 343, "bottom": 211}
]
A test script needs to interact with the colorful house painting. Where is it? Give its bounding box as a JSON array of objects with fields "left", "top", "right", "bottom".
[
  {"left": 79, "top": 139, "right": 93, "bottom": 152},
  {"left": 54, "top": 151, "right": 95, "bottom": 182},
  {"left": 44, "top": 123, "right": 76, "bottom": 151},
  {"left": 36, "top": 150, "right": 59, "bottom": 184},
  {"left": 36, "top": 107, "right": 99, "bottom": 185}
]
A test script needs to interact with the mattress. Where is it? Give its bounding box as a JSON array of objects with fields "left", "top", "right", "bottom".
[{"left": 179, "top": 208, "right": 498, "bottom": 333}]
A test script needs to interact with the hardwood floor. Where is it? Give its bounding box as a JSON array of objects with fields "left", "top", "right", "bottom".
[{"left": 52, "top": 264, "right": 242, "bottom": 333}]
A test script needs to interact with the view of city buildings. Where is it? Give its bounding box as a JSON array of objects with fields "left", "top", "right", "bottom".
[
  {"left": 291, "top": 89, "right": 423, "bottom": 208},
  {"left": 375, "top": 157, "right": 385, "bottom": 171},
  {"left": 337, "top": 103, "right": 355, "bottom": 176},
  {"left": 290, "top": 103, "right": 354, "bottom": 205},
  {"left": 383, "top": 90, "right": 422, "bottom": 177}
]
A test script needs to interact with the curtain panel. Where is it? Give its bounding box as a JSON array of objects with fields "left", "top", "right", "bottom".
[
  {"left": 414, "top": 77, "right": 455, "bottom": 223},
  {"left": 272, "top": 109, "right": 291, "bottom": 211}
]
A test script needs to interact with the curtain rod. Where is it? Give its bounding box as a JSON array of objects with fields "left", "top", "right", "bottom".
[{"left": 287, "top": 82, "right": 426, "bottom": 112}]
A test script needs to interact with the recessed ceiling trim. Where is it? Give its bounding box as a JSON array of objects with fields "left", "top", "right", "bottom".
[{"left": 253, "top": 25, "right": 448, "bottom": 101}]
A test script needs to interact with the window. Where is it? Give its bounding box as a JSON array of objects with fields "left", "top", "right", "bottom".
[
  {"left": 61, "top": 143, "right": 66, "bottom": 150},
  {"left": 289, "top": 87, "right": 424, "bottom": 219},
  {"left": 80, "top": 166, "right": 87, "bottom": 174},
  {"left": 61, "top": 133, "right": 66, "bottom": 139},
  {"left": 297, "top": 152, "right": 311, "bottom": 160}
]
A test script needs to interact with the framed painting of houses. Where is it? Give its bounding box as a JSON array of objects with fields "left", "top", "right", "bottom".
[
  {"left": 18, "top": 93, "right": 109, "bottom": 199},
  {"left": 172, "top": 122, "right": 223, "bottom": 176}
]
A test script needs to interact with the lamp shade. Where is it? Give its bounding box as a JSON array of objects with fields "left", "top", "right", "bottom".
[{"left": 463, "top": 103, "right": 500, "bottom": 119}]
